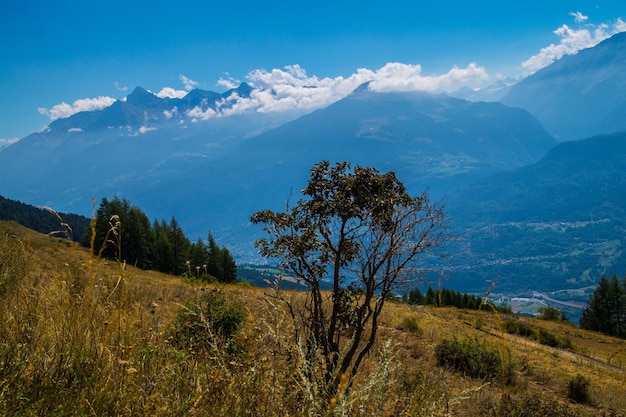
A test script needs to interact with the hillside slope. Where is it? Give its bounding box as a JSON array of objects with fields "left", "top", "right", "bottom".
[
  {"left": 1, "top": 221, "right": 624, "bottom": 416},
  {"left": 446, "top": 132, "right": 626, "bottom": 294},
  {"left": 0, "top": 195, "right": 90, "bottom": 241}
]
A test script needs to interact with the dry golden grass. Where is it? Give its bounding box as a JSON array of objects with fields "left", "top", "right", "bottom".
[{"left": 1, "top": 220, "right": 625, "bottom": 416}]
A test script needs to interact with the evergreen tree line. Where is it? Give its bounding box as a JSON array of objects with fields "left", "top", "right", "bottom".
[
  {"left": 82, "top": 196, "right": 236, "bottom": 283},
  {"left": 402, "top": 287, "right": 504, "bottom": 311},
  {"left": 0, "top": 195, "right": 91, "bottom": 242},
  {"left": 580, "top": 274, "right": 626, "bottom": 338}
]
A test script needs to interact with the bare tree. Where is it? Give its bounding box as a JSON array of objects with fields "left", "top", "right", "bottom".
[{"left": 251, "top": 161, "right": 450, "bottom": 397}]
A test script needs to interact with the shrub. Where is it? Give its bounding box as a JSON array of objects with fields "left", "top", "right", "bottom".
[
  {"left": 559, "top": 336, "right": 573, "bottom": 350},
  {"left": 435, "top": 337, "right": 502, "bottom": 381},
  {"left": 503, "top": 320, "right": 536, "bottom": 339},
  {"left": 567, "top": 374, "right": 592, "bottom": 405},
  {"left": 537, "top": 329, "right": 559, "bottom": 346},
  {"left": 498, "top": 392, "right": 581, "bottom": 417},
  {"left": 398, "top": 315, "right": 422, "bottom": 334},
  {"left": 538, "top": 306, "right": 563, "bottom": 321},
  {"left": 537, "top": 329, "right": 573, "bottom": 349},
  {"left": 172, "top": 290, "right": 245, "bottom": 353}
]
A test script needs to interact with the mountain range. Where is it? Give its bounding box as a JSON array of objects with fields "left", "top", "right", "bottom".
[
  {"left": 502, "top": 31, "right": 626, "bottom": 141},
  {"left": 2, "top": 32, "right": 626, "bottom": 305},
  {"left": 0, "top": 83, "right": 300, "bottom": 208}
]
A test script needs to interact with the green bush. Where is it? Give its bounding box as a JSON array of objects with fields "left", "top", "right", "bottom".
[
  {"left": 537, "top": 329, "right": 573, "bottom": 349},
  {"left": 537, "top": 329, "right": 559, "bottom": 346},
  {"left": 567, "top": 374, "right": 592, "bottom": 405},
  {"left": 503, "top": 320, "right": 536, "bottom": 339},
  {"left": 435, "top": 337, "right": 504, "bottom": 382},
  {"left": 398, "top": 315, "right": 422, "bottom": 334},
  {"left": 538, "top": 306, "right": 564, "bottom": 321},
  {"left": 172, "top": 290, "right": 245, "bottom": 353}
]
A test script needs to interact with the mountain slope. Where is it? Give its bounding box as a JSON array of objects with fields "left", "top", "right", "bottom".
[
  {"left": 0, "top": 195, "right": 90, "bottom": 241},
  {"left": 446, "top": 132, "right": 626, "bottom": 293},
  {"left": 136, "top": 85, "right": 556, "bottom": 259},
  {"left": 501, "top": 32, "right": 626, "bottom": 141}
]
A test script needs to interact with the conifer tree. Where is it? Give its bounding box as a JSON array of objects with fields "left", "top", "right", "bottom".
[{"left": 581, "top": 274, "right": 626, "bottom": 338}]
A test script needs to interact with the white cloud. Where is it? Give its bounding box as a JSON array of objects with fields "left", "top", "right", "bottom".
[
  {"left": 230, "top": 64, "right": 371, "bottom": 114},
  {"left": 522, "top": 17, "right": 626, "bottom": 75},
  {"left": 0, "top": 137, "right": 19, "bottom": 151},
  {"left": 68, "top": 127, "right": 83, "bottom": 133},
  {"left": 163, "top": 107, "right": 179, "bottom": 119},
  {"left": 569, "top": 11, "right": 588, "bottom": 23},
  {"left": 213, "top": 62, "right": 490, "bottom": 118},
  {"left": 155, "top": 75, "right": 199, "bottom": 98},
  {"left": 156, "top": 87, "right": 187, "bottom": 99},
  {"left": 186, "top": 106, "right": 217, "bottom": 122},
  {"left": 37, "top": 62, "right": 492, "bottom": 127},
  {"left": 114, "top": 82, "right": 128, "bottom": 92},
  {"left": 368, "top": 62, "right": 489, "bottom": 93},
  {"left": 39, "top": 96, "right": 117, "bottom": 121},
  {"left": 180, "top": 75, "right": 199, "bottom": 91},
  {"left": 138, "top": 126, "right": 157, "bottom": 134},
  {"left": 217, "top": 74, "right": 240, "bottom": 90}
]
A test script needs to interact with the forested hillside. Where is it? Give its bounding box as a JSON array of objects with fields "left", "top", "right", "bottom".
[
  {"left": 0, "top": 194, "right": 237, "bottom": 283},
  {"left": 0, "top": 195, "right": 90, "bottom": 241}
]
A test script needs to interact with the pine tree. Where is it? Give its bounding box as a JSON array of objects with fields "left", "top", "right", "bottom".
[
  {"left": 82, "top": 197, "right": 234, "bottom": 279},
  {"left": 169, "top": 217, "right": 190, "bottom": 276},
  {"left": 220, "top": 246, "right": 237, "bottom": 283},
  {"left": 205, "top": 232, "right": 237, "bottom": 283},
  {"left": 405, "top": 288, "right": 424, "bottom": 305},
  {"left": 609, "top": 275, "right": 625, "bottom": 337},
  {"left": 581, "top": 274, "right": 626, "bottom": 338},
  {"left": 461, "top": 293, "right": 470, "bottom": 309},
  {"left": 152, "top": 220, "right": 175, "bottom": 274},
  {"left": 125, "top": 206, "right": 153, "bottom": 269},
  {"left": 426, "top": 287, "right": 438, "bottom": 306},
  {"left": 189, "top": 238, "right": 209, "bottom": 279}
]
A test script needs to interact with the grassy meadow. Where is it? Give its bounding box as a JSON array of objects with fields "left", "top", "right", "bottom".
[{"left": 1, "top": 220, "right": 625, "bottom": 416}]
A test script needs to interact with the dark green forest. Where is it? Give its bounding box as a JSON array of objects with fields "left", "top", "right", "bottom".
[
  {"left": 0, "top": 195, "right": 90, "bottom": 241},
  {"left": 83, "top": 196, "right": 237, "bottom": 282},
  {"left": 402, "top": 286, "right": 512, "bottom": 314}
]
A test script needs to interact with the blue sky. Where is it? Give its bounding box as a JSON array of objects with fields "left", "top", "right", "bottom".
[{"left": 1, "top": 0, "right": 625, "bottom": 147}]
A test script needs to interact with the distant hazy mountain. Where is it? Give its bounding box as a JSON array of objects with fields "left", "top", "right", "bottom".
[
  {"left": 446, "top": 132, "right": 626, "bottom": 293},
  {"left": 502, "top": 32, "right": 626, "bottom": 141},
  {"left": 129, "top": 84, "right": 556, "bottom": 260},
  {"left": 0, "top": 84, "right": 299, "bottom": 209},
  {"left": 451, "top": 78, "right": 517, "bottom": 102}
]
